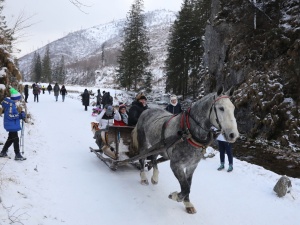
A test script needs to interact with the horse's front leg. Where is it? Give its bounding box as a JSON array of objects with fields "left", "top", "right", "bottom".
[
  {"left": 183, "top": 195, "right": 196, "bottom": 214},
  {"left": 182, "top": 165, "right": 198, "bottom": 214},
  {"left": 139, "top": 158, "right": 149, "bottom": 185},
  {"left": 183, "top": 163, "right": 198, "bottom": 214},
  {"left": 169, "top": 162, "right": 198, "bottom": 214},
  {"left": 168, "top": 161, "right": 190, "bottom": 202}
]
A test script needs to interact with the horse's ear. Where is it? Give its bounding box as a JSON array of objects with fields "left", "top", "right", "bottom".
[
  {"left": 217, "top": 86, "right": 223, "bottom": 96},
  {"left": 226, "top": 86, "right": 235, "bottom": 97}
]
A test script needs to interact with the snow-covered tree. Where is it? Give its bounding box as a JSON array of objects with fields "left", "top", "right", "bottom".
[{"left": 116, "top": 0, "right": 152, "bottom": 91}]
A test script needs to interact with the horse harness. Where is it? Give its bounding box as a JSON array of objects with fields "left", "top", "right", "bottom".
[{"left": 161, "top": 95, "right": 230, "bottom": 150}]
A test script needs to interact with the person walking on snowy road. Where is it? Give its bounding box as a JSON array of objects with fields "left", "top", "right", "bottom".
[
  {"left": 53, "top": 83, "right": 60, "bottom": 102},
  {"left": 60, "top": 85, "right": 67, "bottom": 102},
  {"left": 0, "top": 88, "right": 26, "bottom": 160},
  {"left": 81, "top": 89, "right": 90, "bottom": 111}
]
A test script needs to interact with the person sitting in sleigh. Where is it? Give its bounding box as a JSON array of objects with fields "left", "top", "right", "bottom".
[{"left": 93, "top": 105, "right": 121, "bottom": 159}]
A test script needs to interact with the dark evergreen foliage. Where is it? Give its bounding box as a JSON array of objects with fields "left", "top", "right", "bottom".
[
  {"left": 116, "top": 0, "right": 152, "bottom": 92},
  {"left": 165, "top": 0, "right": 211, "bottom": 98},
  {"left": 42, "top": 45, "right": 52, "bottom": 83},
  {"left": 52, "top": 55, "right": 66, "bottom": 83},
  {"left": 34, "top": 53, "right": 42, "bottom": 82},
  {"left": 0, "top": 0, "right": 13, "bottom": 52}
]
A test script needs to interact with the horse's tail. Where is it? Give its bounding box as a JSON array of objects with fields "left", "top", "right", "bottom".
[
  {"left": 131, "top": 126, "right": 138, "bottom": 150},
  {"left": 128, "top": 126, "right": 139, "bottom": 158}
]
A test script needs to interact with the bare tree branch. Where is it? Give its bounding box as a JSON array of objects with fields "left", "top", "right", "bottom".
[{"left": 69, "top": 0, "right": 92, "bottom": 14}]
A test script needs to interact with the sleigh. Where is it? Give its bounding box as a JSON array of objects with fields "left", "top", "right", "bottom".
[
  {"left": 90, "top": 123, "right": 171, "bottom": 171},
  {"left": 90, "top": 123, "right": 139, "bottom": 170},
  {"left": 91, "top": 107, "right": 102, "bottom": 116}
]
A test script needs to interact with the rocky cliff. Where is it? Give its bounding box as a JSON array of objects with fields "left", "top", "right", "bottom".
[{"left": 203, "top": 0, "right": 300, "bottom": 150}]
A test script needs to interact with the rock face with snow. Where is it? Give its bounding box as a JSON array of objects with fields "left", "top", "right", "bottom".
[
  {"left": 203, "top": 0, "right": 300, "bottom": 149},
  {"left": 273, "top": 175, "right": 292, "bottom": 197}
]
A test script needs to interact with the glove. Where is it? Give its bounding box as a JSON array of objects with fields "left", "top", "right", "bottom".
[{"left": 19, "top": 111, "right": 26, "bottom": 120}]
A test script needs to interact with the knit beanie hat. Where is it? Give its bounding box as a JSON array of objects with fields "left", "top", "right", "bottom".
[
  {"left": 136, "top": 93, "right": 147, "bottom": 101},
  {"left": 119, "top": 104, "right": 126, "bottom": 110},
  {"left": 10, "top": 88, "right": 21, "bottom": 101},
  {"left": 106, "top": 105, "right": 114, "bottom": 116}
]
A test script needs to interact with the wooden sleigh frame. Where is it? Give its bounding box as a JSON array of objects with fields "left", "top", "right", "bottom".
[
  {"left": 90, "top": 125, "right": 137, "bottom": 170},
  {"left": 90, "top": 125, "right": 174, "bottom": 171}
]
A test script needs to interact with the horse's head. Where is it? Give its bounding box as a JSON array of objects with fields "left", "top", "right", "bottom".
[{"left": 210, "top": 87, "right": 239, "bottom": 143}]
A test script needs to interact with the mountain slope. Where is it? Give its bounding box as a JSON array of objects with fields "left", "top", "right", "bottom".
[{"left": 18, "top": 9, "right": 176, "bottom": 86}]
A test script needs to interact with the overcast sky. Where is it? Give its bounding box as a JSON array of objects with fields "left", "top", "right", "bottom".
[{"left": 3, "top": 0, "right": 182, "bottom": 58}]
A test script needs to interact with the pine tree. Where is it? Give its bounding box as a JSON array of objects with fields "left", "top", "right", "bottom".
[
  {"left": 30, "top": 52, "right": 37, "bottom": 81},
  {"left": 0, "top": 0, "right": 13, "bottom": 53},
  {"left": 56, "top": 55, "right": 66, "bottom": 83},
  {"left": 116, "top": 0, "right": 152, "bottom": 91},
  {"left": 51, "top": 56, "right": 66, "bottom": 84},
  {"left": 34, "top": 53, "right": 42, "bottom": 82},
  {"left": 42, "top": 45, "right": 52, "bottom": 82},
  {"left": 165, "top": 0, "right": 211, "bottom": 98},
  {"left": 0, "top": 0, "right": 20, "bottom": 102}
]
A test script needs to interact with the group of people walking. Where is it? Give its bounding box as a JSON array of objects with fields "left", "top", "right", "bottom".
[{"left": 23, "top": 82, "right": 68, "bottom": 103}]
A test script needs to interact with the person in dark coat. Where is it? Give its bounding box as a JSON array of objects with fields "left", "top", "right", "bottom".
[
  {"left": 24, "top": 84, "right": 29, "bottom": 103},
  {"left": 165, "top": 95, "right": 182, "bottom": 115},
  {"left": 60, "top": 85, "right": 68, "bottom": 102},
  {"left": 101, "top": 91, "right": 113, "bottom": 106},
  {"left": 47, "top": 83, "right": 53, "bottom": 94},
  {"left": 33, "top": 84, "right": 40, "bottom": 103},
  {"left": 0, "top": 88, "right": 26, "bottom": 160},
  {"left": 128, "top": 93, "right": 148, "bottom": 126},
  {"left": 96, "top": 89, "right": 102, "bottom": 108},
  {"left": 53, "top": 83, "right": 60, "bottom": 102},
  {"left": 81, "top": 89, "right": 90, "bottom": 111}
]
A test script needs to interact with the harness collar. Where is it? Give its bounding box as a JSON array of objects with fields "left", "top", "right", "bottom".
[{"left": 179, "top": 111, "right": 205, "bottom": 148}]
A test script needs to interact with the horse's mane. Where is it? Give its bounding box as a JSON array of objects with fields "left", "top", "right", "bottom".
[{"left": 187, "top": 92, "right": 215, "bottom": 145}]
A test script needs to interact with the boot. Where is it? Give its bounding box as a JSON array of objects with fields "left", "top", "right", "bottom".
[
  {"left": 227, "top": 164, "right": 233, "bottom": 172},
  {"left": 0, "top": 151, "right": 8, "bottom": 157},
  {"left": 217, "top": 163, "right": 225, "bottom": 171},
  {"left": 15, "top": 152, "right": 26, "bottom": 161}
]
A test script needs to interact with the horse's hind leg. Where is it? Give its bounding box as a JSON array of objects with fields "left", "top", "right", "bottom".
[
  {"left": 139, "top": 158, "right": 149, "bottom": 185},
  {"left": 150, "top": 156, "right": 159, "bottom": 185},
  {"left": 137, "top": 126, "right": 149, "bottom": 185}
]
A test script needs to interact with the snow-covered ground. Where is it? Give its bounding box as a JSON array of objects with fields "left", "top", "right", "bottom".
[{"left": 0, "top": 85, "right": 300, "bottom": 225}]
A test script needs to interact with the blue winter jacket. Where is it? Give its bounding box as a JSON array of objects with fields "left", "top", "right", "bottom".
[{"left": 1, "top": 97, "right": 24, "bottom": 132}]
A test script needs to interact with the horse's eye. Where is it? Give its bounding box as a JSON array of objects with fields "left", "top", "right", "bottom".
[{"left": 219, "top": 107, "right": 224, "bottom": 111}]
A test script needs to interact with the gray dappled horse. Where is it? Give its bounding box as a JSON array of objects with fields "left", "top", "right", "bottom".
[{"left": 131, "top": 87, "right": 239, "bottom": 214}]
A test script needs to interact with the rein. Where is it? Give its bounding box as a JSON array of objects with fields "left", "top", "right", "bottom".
[
  {"left": 180, "top": 95, "right": 230, "bottom": 148},
  {"left": 209, "top": 95, "right": 230, "bottom": 131},
  {"left": 160, "top": 95, "right": 230, "bottom": 149}
]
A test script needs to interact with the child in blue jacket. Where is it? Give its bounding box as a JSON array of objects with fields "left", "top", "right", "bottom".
[{"left": 0, "top": 88, "right": 26, "bottom": 160}]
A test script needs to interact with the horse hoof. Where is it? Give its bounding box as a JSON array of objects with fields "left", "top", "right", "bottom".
[
  {"left": 151, "top": 177, "right": 158, "bottom": 185},
  {"left": 186, "top": 207, "right": 197, "bottom": 214},
  {"left": 141, "top": 179, "right": 149, "bottom": 185}
]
